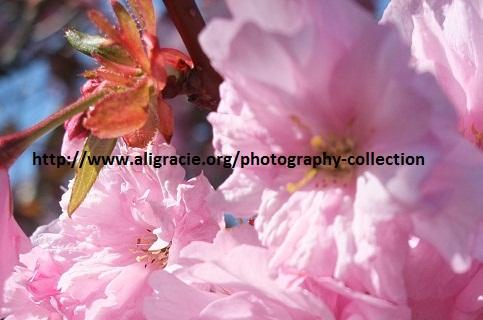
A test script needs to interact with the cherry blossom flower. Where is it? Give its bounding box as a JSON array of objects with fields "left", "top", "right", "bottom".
[
  {"left": 202, "top": 0, "right": 483, "bottom": 311},
  {"left": 1, "top": 138, "right": 219, "bottom": 319}
]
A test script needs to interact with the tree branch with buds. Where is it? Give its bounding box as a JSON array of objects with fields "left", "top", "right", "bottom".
[{"left": 162, "top": 0, "right": 223, "bottom": 111}]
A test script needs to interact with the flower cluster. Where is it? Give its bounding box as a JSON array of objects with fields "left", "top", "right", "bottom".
[{"left": 1, "top": 0, "right": 483, "bottom": 319}]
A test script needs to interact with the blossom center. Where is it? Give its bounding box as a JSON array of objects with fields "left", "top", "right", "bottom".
[
  {"left": 471, "top": 124, "right": 483, "bottom": 149},
  {"left": 134, "top": 229, "right": 171, "bottom": 269},
  {"left": 287, "top": 134, "right": 356, "bottom": 192}
]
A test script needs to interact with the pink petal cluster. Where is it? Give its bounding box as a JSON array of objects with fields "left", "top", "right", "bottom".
[
  {"left": 1, "top": 138, "right": 219, "bottom": 319},
  {"left": 0, "top": 170, "right": 30, "bottom": 309},
  {"left": 380, "top": 1, "right": 483, "bottom": 316},
  {"left": 382, "top": 0, "right": 483, "bottom": 148},
  {"left": 144, "top": 225, "right": 335, "bottom": 320}
]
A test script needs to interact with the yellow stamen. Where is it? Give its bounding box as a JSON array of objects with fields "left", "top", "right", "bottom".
[
  {"left": 310, "top": 135, "right": 326, "bottom": 151},
  {"left": 472, "top": 124, "right": 483, "bottom": 148},
  {"left": 289, "top": 115, "right": 311, "bottom": 131},
  {"left": 287, "top": 168, "right": 318, "bottom": 193},
  {"left": 287, "top": 133, "right": 356, "bottom": 192}
]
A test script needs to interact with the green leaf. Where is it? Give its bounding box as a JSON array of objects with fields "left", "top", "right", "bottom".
[
  {"left": 67, "top": 135, "right": 117, "bottom": 216},
  {"left": 65, "top": 29, "right": 134, "bottom": 65},
  {"left": 65, "top": 29, "right": 106, "bottom": 55}
]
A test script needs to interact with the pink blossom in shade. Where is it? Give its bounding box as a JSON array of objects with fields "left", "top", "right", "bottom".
[
  {"left": 0, "top": 170, "right": 30, "bottom": 309},
  {"left": 2, "top": 137, "right": 219, "bottom": 319},
  {"left": 144, "top": 225, "right": 336, "bottom": 320},
  {"left": 400, "top": 239, "right": 483, "bottom": 320},
  {"left": 382, "top": 0, "right": 483, "bottom": 148},
  {"left": 202, "top": 0, "right": 483, "bottom": 308}
]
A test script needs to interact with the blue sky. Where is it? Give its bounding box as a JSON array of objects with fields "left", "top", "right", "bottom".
[
  {"left": 0, "top": 59, "right": 65, "bottom": 185},
  {"left": 377, "top": 0, "right": 391, "bottom": 18}
]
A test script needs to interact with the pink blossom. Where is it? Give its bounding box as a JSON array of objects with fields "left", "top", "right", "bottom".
[
  {"left": 1, "top": 138, "right": 219, "bottom": 319},
  {"left": 382, "top": 0, "right": 483, "bottom": 148},
  {"left": 0, "top": 170, "right": 30, "bottom": 310},
  {"left": 381, "top": 0, "right": 483, "bottom": 266},
  {"left": 144, "top": 225, "right": 336, "bottom": 320},
  {"left": 202, "top": 0, "right": 483, "bottom": 311}
]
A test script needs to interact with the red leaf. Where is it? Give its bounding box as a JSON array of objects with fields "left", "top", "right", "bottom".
[
  {"left": 88, "top": 10, "right": 121, "bottom": 43},
  {"left": 159, "top": 48, "right": 193, "bottom": 67},
  {"left": 84, "top": 80, "right": 150, "bottom": 138},
  {"left": 151, "top": 50, "right": 167, "bottom": 90},
  {"left": 156, "top": 97, "right": 174, "bottom": 143},
  {"left": 112, "top": 1, "right": 150, "bottom": 71},
  {"left": 94, "top": 54, "right": 141, "bottom": 77},
  {"left": 122, "top": 124, "right": 156, "bottom": 148},
  {"left": 84, "top": 68, "right": 134, "bottom": 86},
  {"left": 128, "top": 0, "right": 156, "bottom": 36},
  {"left": 123, "top": 96, "right": 173, "bottom": 147}
]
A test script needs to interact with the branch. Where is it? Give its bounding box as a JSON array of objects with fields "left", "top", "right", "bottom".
[{"left": 162, "top": 0, "right": 223, "bottom": 111}]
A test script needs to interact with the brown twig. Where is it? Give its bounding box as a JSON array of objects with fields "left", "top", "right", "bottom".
[{"left": 162, "top": 0, "right": 223, "bottom": 111}]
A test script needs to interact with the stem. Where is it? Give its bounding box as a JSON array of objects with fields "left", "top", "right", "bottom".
[
  {"left": 162, "top": 0, "right": 223, "bottom": 111},
  {"left": 0, "top": 90, "right": 107, "bottom": 169}
]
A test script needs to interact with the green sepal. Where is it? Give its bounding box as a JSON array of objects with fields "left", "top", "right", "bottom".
[
  {"left": 65, "top": 29, "right": 133, "bottom": 65},
  {"left": 67, "top": 135, "right": 117, "bottom": 216}
]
